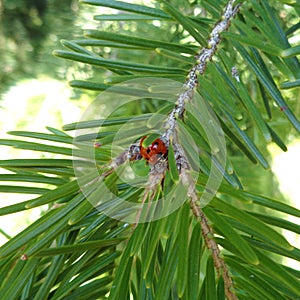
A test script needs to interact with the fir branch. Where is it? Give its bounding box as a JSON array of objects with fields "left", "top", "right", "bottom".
[
  {"left": 163, "top": 0, "right": 242, "bottom": 142},
  {"left": 165, "top": 1, "right": 242, "bottom": 299},
  {"left": 101, "top": 2, "right": 242, "bottom": 297}
]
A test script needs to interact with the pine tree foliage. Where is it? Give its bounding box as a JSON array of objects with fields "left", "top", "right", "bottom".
[{"left": 0, "top": 0, "right": 300, "bottom": 299}]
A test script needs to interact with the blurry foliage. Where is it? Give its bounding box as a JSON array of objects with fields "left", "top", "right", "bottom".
[{"left": 0, "top": 0, "right": 81, "bottom": 95}]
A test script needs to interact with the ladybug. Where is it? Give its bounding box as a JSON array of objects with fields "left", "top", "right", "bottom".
[{"left": 140, "top": 136, "right": 168, "bottom": 164}]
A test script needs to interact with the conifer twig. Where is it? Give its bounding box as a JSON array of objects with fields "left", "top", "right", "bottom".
[
  {"left": 163, "top": 1, "right": 242, "bottom": 299},
  {"left": 163, "top": 0, "right": 242, "bottom": 143},
  {"left": 100, "top": 2, "right": 242, "bottom": 297}
]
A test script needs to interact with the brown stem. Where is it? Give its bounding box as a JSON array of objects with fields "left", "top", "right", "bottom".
[
  {"left": 190, "top": 200, "right": 237, "bottom": 300},
  {"left": 170, "top": 2, "right": 243, "bottom": 297}
]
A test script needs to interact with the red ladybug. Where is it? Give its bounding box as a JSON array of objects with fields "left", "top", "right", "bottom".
[{"left": 140, "top": 136, "right": 168, "bottom": 164}]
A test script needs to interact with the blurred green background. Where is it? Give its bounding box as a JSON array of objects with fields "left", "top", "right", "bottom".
[{"left": 0, "top": 0, "right": 93, "bottom": 245}]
